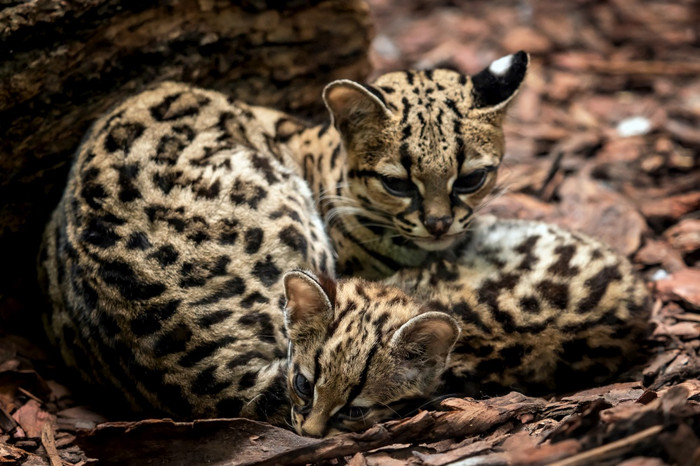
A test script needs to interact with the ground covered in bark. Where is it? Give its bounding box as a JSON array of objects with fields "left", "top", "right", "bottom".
[{"left": 1, "top": 0, "right": 699, "bottom": 464}]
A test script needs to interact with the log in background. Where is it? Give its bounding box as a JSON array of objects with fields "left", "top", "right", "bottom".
[{"left": 0, "top": 0, "right": 372, "bottom": 327}]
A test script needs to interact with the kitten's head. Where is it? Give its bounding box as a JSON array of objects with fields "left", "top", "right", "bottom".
[
  {"left": 324, "top": 52, "right": 529, "bottom": 251},
  {"left": 283, "top": 270, "right": 460, "bottom": 437}
]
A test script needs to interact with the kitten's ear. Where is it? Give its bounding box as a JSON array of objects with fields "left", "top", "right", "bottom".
[
  {"left": 470, "top": 51, "right": 529, "bottom": 113},
  {"left": 391, "top": 310, "right": 460, "bottom": 363},
  {"left": 283, "top": 270, "right": 335, "bottom": 339},
  {"left": 323, "top": 80, "right": 392, "bottom": 136}
]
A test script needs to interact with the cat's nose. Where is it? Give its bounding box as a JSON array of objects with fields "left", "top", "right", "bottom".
[{"left": 424, "top": 215, "right": 453, "bottom": 237}]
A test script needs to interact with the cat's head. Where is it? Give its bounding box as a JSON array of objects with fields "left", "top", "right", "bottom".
[
  {"left": 323, "top": 52, "right": 528, "bottom": 251},
  {"left": 282, "top": 270, "right": 460, "bottom": 437}
]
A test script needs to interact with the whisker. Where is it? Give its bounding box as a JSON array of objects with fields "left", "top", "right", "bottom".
[
  {"left": 354, "top": 233, "right": 406, "bottom": 246},
  {"left": 386, "top": 394, "right": 456, "bottom": 418},
  {"left": 245, "top": 393, "right": 262, "bottom": 407},
  {"left": 284, "top": 417, "right": 295, "bottom": 430},
  {"left": 417, "top": 394, "right": 457, "bottom": 410},
  {"left": 341, "top": 220, "right": 396, "bottom": 233},
  {"left": 320, "top": 191, "right": 394, "bottom": 224},
  {"left": 376, "top": 401, "right": 401, "bottom": 418},
  {"left": 325, "top": 206, "right": 395, "bottom": 230}
]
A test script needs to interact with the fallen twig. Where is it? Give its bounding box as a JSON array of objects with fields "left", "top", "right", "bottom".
[{"left": 41, "top": 422, "right": 63, "bottom": 466}]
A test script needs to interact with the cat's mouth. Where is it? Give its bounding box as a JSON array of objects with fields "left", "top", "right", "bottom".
[{"left": 410, "top": 233, "right": 462, "bottom": 251}]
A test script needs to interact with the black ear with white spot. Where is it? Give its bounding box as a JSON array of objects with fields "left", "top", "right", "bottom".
[
  {"left": 323, "top": 80, "right": 392, "bottom": 137},
  {"left": 283, "top": 270, "right": 335, "bottom": 340},
  {"left": 471, "top": 51, "right": 529, "bottom": 111}
]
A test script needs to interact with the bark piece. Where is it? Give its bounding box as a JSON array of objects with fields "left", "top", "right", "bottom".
[
  {"left": 11, "top": 400, "right": 53, "bottom": 439},
  {"left": 554, "top": 175, "right": 648, "bottom": 256},
  {"left": 618, "top": 459, "right": 669, "bottom": 466},
  {"left": 481, "top": 193, "right": 555, "bottom": 221},
  {"left": 639, "top": 192, "right": 700, "bottom": 224},
  {"left": 502, "top": 26, "right": 553, "bottom": 54},
  {"left": 76, "top": 418, "right": 318, "bottom": 465},
  {"left": 546, "top": 425, "right": 664, "bottom": 466},
  {"left": 634, "top": 239, "right": 686, "bottom": 273},
  {"left": 56, "top": 407, "right": 109, "bottom": 432},
  {"left": 664, "top": 219, "right": 700, "bottom": 256},
  {"left": 413, "top": 434, "right": 506, "bottom": 466},
  {"left": 655, "top": 268, "right": 700, "bottom": 310},
  {"left": 509, "top": 439, "right": 582, "bottom": 466},
  {"left": 75, "top": 393, "right": 547, "bottom": 466},
  {"left": 0, "top": 371, "right": 50, "bottom": 412},
  {"left": 0, "top": 405, "right": 17, "bottom": 434},
  {"left": 553, "top": 53, "right": 700, "bottom": 75},
  {"left": 40, "top": 422, "right": 61, "bottom": 466},
  {"left": 0, "top": 441, "right": 30, "bottom": 462}
]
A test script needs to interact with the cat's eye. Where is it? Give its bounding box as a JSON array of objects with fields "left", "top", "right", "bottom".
[
  {"left": 453, "top": 169, "right": 488, "bottom": 194},
  {"left": 380, "top": 176, "right": 416, "bottom": 197},
  {"left": 293, "top": 373, "right": 312, "bottom": 400},
  {"left": 338, "top": 405, "right": 370, "bottom": 420}
]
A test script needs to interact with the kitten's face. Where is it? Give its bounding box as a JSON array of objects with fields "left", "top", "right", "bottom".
[
  {"left": 283, "top": 271, "right": 459, "bottom": 437},
  {"left": 324, "top": 52, "right": 528, "bottom": 251}
]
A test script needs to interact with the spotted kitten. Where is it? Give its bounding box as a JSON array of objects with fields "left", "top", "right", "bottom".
[
  {"left": 284, "top": 216, "right": 650, "bottom": 437},
  {"left": 286, "top": 52, "right": 529, "bottom": 278}
]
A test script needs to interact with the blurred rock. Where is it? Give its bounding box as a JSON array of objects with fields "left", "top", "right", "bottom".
[
  {"left": 555, "top": 176, "right": 647, "bottom": 256},
  {"left": 655, "top": 268, "right": 700, "bottom": 310},
  {"left": 635, "top": 239, "right": 686, "bottom": 273},
  {"left": 502, "top": 26, "right": 553, "bottom": 54},
  {"left": 664, "top": 219, "right": 700, "bottom": 256}
]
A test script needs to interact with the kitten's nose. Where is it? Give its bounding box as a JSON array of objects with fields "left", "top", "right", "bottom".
[
  {"left": 300, "top": 427, "right": 323, "bottom": 438},
  {"left": 300, "top": 416, "right": 327, "bottom": 438},
  {"left": 424, "top": 215, "right": 453, "bottom": 237}
]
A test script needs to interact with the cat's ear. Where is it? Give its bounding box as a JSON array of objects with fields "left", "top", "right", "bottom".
[
  {"left": 391, "top": 310, "right": 460, "bottom": 363},
  {"left": 323, "top": 80, "right": 392, "bottom": 137},
  {"left": 470, "top": 51, "right": 529, "bottom": 113},
  {"left": 283, "top": 270, "right": 335, "bottom": 339}
]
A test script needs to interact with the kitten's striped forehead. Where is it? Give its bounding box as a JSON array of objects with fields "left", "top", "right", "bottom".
[{"left": 313, "top": 281, "right": 420, "bottom": 400}]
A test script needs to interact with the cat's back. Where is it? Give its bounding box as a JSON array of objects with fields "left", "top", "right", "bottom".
[
  {"left": 387, "top": 215, "right": 651, "bottom": 395},
  {"left": 39, "top": 82, "right": 334, "bottom": 418},
  {"left": 47, "top": 81, "right": 334, "bottom": 306}
]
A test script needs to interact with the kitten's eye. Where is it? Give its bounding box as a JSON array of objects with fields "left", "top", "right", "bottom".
[
  {"left": 338, "top": 405, "right": 370, "bottom": 420},
  {"left": 293, "top": 373, "right": 312, "bottom": 400},
  {"left": 380, "top": 176, "right": 416, "bottom": 197},
  {"left": 453, "top": 169, "right": 487, "bottom": 194}
]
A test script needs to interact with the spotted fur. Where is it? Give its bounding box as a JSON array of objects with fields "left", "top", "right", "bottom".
[
  {"left": 285, "top": 52, "right": 530, "bottom": 278},
  {"left": 39, "top": 58, "right": 649, "bottom": 437},
  {"left": 285, "top": 216, "right": 650, "bottom": 437},
  {"left": 38, "top": 82, "right": 335, "bottom": 423}
]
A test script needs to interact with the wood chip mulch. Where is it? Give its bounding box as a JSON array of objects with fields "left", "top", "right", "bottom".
[{"left": 1, "top": 0, "right": 699, "bottom": 464}]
